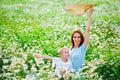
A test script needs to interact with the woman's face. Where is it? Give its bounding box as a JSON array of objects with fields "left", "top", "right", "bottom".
[{"left": 73, "top": 33, "right": 81, "bottom": 47}]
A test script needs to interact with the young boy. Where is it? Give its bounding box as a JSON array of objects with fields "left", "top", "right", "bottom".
[{"left": 34, "top": 47, "right": 73, "bottom": 71}]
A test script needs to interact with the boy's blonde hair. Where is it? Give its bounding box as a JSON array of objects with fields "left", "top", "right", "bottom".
[{"left": 58, "top": 47, "right": 69, "bottom": 54}]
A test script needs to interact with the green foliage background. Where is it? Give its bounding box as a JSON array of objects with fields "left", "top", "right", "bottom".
[
  {"left": 0, "top": 0, "right": 120, "bottom": 79},
  {"left": 1, "top": 0, "right": 120, "bottom": 59}
]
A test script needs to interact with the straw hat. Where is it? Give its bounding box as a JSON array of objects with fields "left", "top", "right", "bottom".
[{"left": 64, "top": 4, "right": 93, "bottom": 16}]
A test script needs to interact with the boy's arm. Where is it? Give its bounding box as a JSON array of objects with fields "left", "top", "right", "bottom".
[{"left": 34, "top": 54, "right": 52, "bottom": 60}]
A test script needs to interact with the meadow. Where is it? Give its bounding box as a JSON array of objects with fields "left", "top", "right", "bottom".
[{"left": 0, "top": 0, "right": 120, "bottom": 80}]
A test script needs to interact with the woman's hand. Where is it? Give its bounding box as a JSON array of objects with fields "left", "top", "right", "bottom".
[{"left": 89, "top": 7, "right": 94, "bottom": 17}]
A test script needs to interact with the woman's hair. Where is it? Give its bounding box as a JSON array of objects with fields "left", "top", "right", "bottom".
[{"left": 71, "top": 29, "right": 84, "bottom": 49}]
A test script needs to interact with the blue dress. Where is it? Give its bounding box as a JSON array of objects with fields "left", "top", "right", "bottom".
[{"left": 70, "top": 43, "right": 88, "bottom": 72}]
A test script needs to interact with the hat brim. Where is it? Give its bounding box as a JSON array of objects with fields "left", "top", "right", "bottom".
[{"left": 64, "top": 4, "right": 93, "bottom": 16}]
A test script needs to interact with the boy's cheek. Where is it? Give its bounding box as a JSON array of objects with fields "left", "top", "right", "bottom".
[{"left": 66, "top": 55, "right": 69, "bottom": 58}]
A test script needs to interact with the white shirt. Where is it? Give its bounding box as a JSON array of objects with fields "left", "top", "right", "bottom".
[{"left": 52, "top": 57, "right": 73, "bottom": 71}]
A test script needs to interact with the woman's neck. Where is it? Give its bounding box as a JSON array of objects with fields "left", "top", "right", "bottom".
[{"left": 74, "top": 45, "right": 79, "bottom": 48}]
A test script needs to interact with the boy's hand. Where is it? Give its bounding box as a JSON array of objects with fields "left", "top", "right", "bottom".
[
  {"left": 34, "top": 54, "right": 42, "bottom": 58},
  {"left": 34, "top": 54, "right": 52, "bottom": 60}
]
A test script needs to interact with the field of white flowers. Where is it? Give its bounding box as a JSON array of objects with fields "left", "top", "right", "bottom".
[{"left": 0, "top": 0, "right": 120, "bottom": 80}]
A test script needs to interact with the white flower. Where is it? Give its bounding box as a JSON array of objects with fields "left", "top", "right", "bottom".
[
  {"left": 23, "top": 64, "right": 28, "bottom": 70},
  {"left": 31, "top": 65, "right": 37, "bottom": 72},
  {"left": 14, "top": 69, "right": 19, "bottom": 73},
  {"left": 25, "top": 73, "right": 36, "bottom": 80},
  {"left": 0, "top": 54, "right": 2, "bottom": 58},
  {"left": 2, "top": 65, "right": 8, "bottom": 69},
  {"left": 3, "top": 59, "right": 9, "bottom": 64}
]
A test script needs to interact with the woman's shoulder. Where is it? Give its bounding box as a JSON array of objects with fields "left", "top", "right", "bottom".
[{"left": 79, "top": 43, "right": 88, "bottom": 49}]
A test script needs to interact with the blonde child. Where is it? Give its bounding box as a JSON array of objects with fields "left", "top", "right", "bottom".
[{"left": 34, "top": 47, "right": 73, "bottom": 71}]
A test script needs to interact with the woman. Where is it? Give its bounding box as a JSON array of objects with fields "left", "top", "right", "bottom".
[{"left": 69, "top": 7, "right": 94, "bottom": 72}]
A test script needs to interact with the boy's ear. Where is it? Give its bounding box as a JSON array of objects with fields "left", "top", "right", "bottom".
[{"left": 59, "top": 53, "right": 62, "bottom": 57}]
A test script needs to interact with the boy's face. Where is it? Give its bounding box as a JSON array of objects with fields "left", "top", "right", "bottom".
[{"left": 60, "top": 48, "right": 69, "bottom": 59}]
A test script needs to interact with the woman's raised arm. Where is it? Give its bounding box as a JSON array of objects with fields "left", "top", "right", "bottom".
[{"left": 84, "top": 7, "right": 94, "bottom": 47}]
